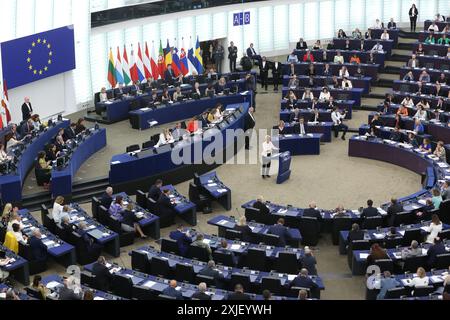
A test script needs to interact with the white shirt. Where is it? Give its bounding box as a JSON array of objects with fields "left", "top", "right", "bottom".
[
  {"left": 6, "top": 138, "right": 20, "bottom": 152},
  {"left": 261, "top": 141, "right": 278, "bottom": 156},
  {"left": 401, "top": 98, "right": 414, "bottom": 107},
  {"left": 99, "top": 92, "right": 108, "bottom": 102},
  {"left": 380, "top": 33, "right": 390, "bottom": 40},
  {"left": 156, "top": 133, "right": 174, "bottom": 148},
  {"left": 425, "top": 222, "right": 443, "bottom": 243},
  {"left": 410, "top": 276, "right": 429, "bottom": 287},
  {"left": 371, "top": 44, "right": 383, "bottom": 52},
  {"left": 428, "top": 25, "right": 439, "bottom": 32},
  {"left": 288, "top": 55, "right": 298, "bottom": 63},
  {"left": 413, "top": 110, "right": 427, "bottom": 121},
  {"left": 342, "top": 80, "right": 353, "bottom": 89},
  {"left": 302, "top": 92, "right": 314, "bottom": 100},
  {"left": 52, "top": 202, "right": 64, "bottom": 222},
  {"left": 334, "top": 55, "right": 344, "bottom": 64},
  {"left": 373, "top": 21, "right": 383, "bottom": 29},
  {"left": 319, "top": 91, "right": 330, "bottom": 101},
  {"left": 339, "top": 69, "right": 349, "bottom": 78},
  {"left": 0, "top": 149, "right": 9, "bottom": 162},
  {"left": 13, "top": 231, "right": 26, "bottom": 244},
  {"left": 331, "top": 111, "right": 345, "bottom": 125},
  {"left": 299, "top": 123, "right": 307, "bottom": 135},
  {"left": 7, "top": 219, "right": 24, "bottom": 232}
]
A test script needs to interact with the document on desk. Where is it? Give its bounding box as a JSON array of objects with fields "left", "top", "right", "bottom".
[
  {"left": 207, "top": 183, "right": 218, "bottom": 187},
  {"left": 217, "top": 189, "right": 228, "bottom": 193},
  {"left": 377, "top": 208, "right": 387, "bottom": 216},
  {"left": 111, "top": 161, "right": 121, "bottom": 165},
  {"left": 202, "top": 239, "right": 211, "bottom": 245},
  {"left": 140, "top": 107, "right": 150, "bottom": 111},
  {"left": 437, "top": 162, "right": 449, "bottom": 168},
  {"left": 418, "top": 199, "right": 427, "bottom": 205},
  {"left": 373, "top": 233, "right": 384, "bottom": 239},
  {"left": 430, "top": 275, "right": 444, "bottom": 283},
  {"left": 392, "top": 252, "right": 402, "bottom": 259},
  {"left": 217, "top": 220, "right": 229, "bottom": 226},
  {"left": 398, "top": 230, "right": 405, "bottom": 236},
  {"left": 359, "top": 253, "right": 369, "bottom": 259},
  {"left": 420, "top": 226, "right": 429, "bottom": 232},
  {"left": 401, "top": 279, "right": 412, "bottom": 286},
  {"left": 46, "top": 281, "right": 61, "bottom": 289},
  {"left": 142, "top": 280, "right": 157, "bottom": 288},
  {"left": 230, "top": 244, "right": 241, "bottom": 251},
  {"left": 278, "top": 208, "right": 288, "bottom": 214},
  {"left": 284, "top": 134, "right": 293, "bottom": 137},
  {"left": 43, "top": 240, "right": 55, "bottom": 248},
  {"left": 93, "top": 297, "right": 106, "bottom": 300}
]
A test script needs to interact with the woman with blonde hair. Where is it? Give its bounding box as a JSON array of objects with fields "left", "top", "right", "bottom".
[
  {"left": 234, "top": 216, "right": 252, "bottom": 242},
  {"left": 409, "top": 267, "right": 429, "bottom": 287}
]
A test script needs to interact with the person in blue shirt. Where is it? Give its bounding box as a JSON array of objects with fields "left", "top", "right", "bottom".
[
  {"left": 108, "top": 195, "right": 124, "bottom": 216},
  {"left": 413, "top": 119, "right": 424, "bottom": 135},
  {"left": 376, "top": 271, "right": 400, "bottom": 299},
  {"left": 169, "top": 224, "right": 193, "bottom": 257},
  {"left": 161, "top": 280, "right": 183, "bottom": 300},
  {"left": 268, "top": 218, "right": 292, "bottom": 247},
  {"left": 288, "top": 268, "right": 318, "bottom": 291},
  {"left": 431, "top": 188, "right": 443, "bottom": 209},
  {"left": 419, "top": 138, "right": 432, "bottom": 154}
]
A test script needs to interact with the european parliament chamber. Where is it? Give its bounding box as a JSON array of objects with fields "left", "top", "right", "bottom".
[{"left": 0, "top": 0, "right": 450, "bottom": 311}]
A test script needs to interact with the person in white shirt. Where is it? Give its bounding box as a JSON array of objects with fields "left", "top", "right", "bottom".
[
  {"left": 5, "top": 134, "right": 21, "bottom": 153},
  {"left": 435, "top": 13, "right": 445, "bottom": 22},
  {"left": 52, "top": 196, "right": 65, "bottom": 223},
  {"left": 287, "top": 51, "right": 299, "bottom": 63},
  {"left": 0, "top": 143, "right": 11, "bottom": 162},
  {"left": 373, "top": 19, "right": 383, "bottom": 29},
  {"left": 156, "top": 129, "right": 174, "bottom": 148},
  {"left": 319, "top": 87, "right": 331, "bottom": 101},
  {"left": 401, "top": 96, "right": 414, "bottom": 107},
  {"left": 55, "top": 205, "right": 71, "bottom": 227},
  {"left": 298, "top": 118, "right": 307, "bottom": 135},
  {"left": 339, "top": 66, "right": 349, "bottom": 78},
  {"left": 341, "top": 77, "right": 353, "bottom": 89},
  {"left": 333, "top": 51, "right": 344, "bottom": 64},
  {"left": 99, "top": 87, "right": 108, "bottom": 102},
  {"left": 261, "top": 135, "right": 279, "bottom": 179},
  {"left": 408, "top": 267, "right": 429, "bottom": 288},
  {"left": 371, "top": 42, "right": 384, "bottom": 53},
  {"left": 7, "top": 213, "right": 25, "bottom": 232},
  {"left": 380, "top": 29, "right": 390, "bottom": 40},
  {"left": 11, "top": 223, "right": 27, "bottom": 245},
  {"left": 331, "top": 107, "right": 348, "bottom": 140},
  {"left": 428, "top": 22, "right": 439, "bottom": 32},
  {"left": 302, "top": 88, "right": 314, "bottom": 100},
  {"left": 413, "top": 106, "right": 427, "bottom": 121},
  {"left": 425, "top": 214, "right": 443, "bottom": 244}
]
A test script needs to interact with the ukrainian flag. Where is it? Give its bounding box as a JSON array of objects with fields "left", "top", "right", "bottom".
[{"left": 194, "top": 36, "right": 204, "bottom": 74}]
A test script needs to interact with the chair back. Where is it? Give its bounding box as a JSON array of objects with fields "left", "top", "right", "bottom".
[
  {"left": 132, "top": 285, "right": 157, "bottom": 300},
  {"left": 261, "top": 277, "right": 282, "bottom": 295},
  {"left": 362, "top": 216, "right": 383, "bottom": 229},
  {"left": 374, "top": 259, "right": 394, "bottom": 273},
  {"left": 403, "top": 255, "right": 427, "bottom": 273},
  {"left": 384, "top": 287, "right": 407, "bottom": 299},
  {"left": 274, "top": 252, "right": 299, "bottom": 275},
  {"left": 136, "top": 190, "right": 148, "bottom": 209},
  {"left": 111, "top": 274, "right": 133, "bottom": 299},
  {"left": 131, "top": 250, "right": 150, "bottom": 273},
  {"left": 299, "top": 216, "right": 320, "bottom": 246},
  {"left": 126, "top": 144, "right": 140, "bottom": 153},
  {"left": 246, "top": 248, "right": 268, "bottom": 271},
  {"left": 175, "top": 263, "right": 195, "bottom": 284},
  {"left": 161, "top": 238, "right": 180, "bottom": 255},
  {"left": 393, "top": 212, "right": 413, "bottom": 227},
  {"left": 188, "top": 245, "right": 210, "bottom": 262},
  {"left": 258, "top": 233, "right": 280, "bottom": 247},
  {"left": 195, "top": 274, "right": 215, "bottom": 287},
  {"left": 225, "top": 229, "right": 242, "bottom": 241},
  {"left": 244, "top": 207, "right": 261, "bottom": 223},
  {"left": 212, "top": 250, "right": 235, "bottom": 267},
  {"left": 149, "top": 256, "right": 171, "bottom": 278},
  {"left": 402, "top": 228, "right": 423, "bottom": 247},
  {"left": 332, "top": 217, "right": 354, "bottom": 245},
  {"left": 91, "top": 197, "right": 101, "bottom": 220},
  {"left": 97, "top": 205, "right": 109, "bottom": 226},
  {"left": 412, "top": 285, "right": 435, "bottom": 297},
  {"left": 434, "top": 253, "right": 450, "bottom": 269},
  {"left": 230, "top": 274, "right": 251, "bottom": 292}
]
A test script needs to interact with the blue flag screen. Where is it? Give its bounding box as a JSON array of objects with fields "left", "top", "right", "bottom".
[{"left": 1, "top": 25, "right": 76, "bottom": 89}]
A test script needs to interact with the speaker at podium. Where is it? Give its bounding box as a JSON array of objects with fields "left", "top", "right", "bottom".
[{"left": 267, "top": 151, "right": 292, "bottom": 184}]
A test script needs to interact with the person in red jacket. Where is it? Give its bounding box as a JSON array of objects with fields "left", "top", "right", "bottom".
[{"left": 303, "top": 50, "right": 315, "bottom": 63}]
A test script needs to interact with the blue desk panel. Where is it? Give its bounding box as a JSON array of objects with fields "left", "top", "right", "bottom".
[{"left": 275, "top": 133, "right": 323, "bottom": 156}]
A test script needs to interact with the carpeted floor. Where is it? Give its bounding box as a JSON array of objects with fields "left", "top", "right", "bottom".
[{"left": 19, "top": 78, "right": 423, "bottom": 300}]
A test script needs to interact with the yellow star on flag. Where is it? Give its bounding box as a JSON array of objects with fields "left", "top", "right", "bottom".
[
  {"left": 43, "top": 39, "right": 47, "bottom": 44},
  {"left": 27, "top": 57, "right": 31, "bottom": 63},
  {"left": 49, "top": 51, "right": 53, "bottom": 56},
  {"left": 33, "top": 70, "right": 37, "bottom": 74},
  {"left": 28, "top": 49, "right": 32, "bottom": 54},
  {"left": 48, "top": 59, "right": 52, "bottom": 64},
  {"left": 29, "top": 65, "right": 33, "bottom": 70},
  {"left": 39, "top": 70, "right": 43, "bottom": 75},
  {"left": 32, "top": 42, "right": 36, "bottom": 47},
  {"left": 37, "top": 38, "right": 41, "bottom": 43},
  {"left": 44, "top": 66, "right": 48, "bottom": 71},
  {"left": 47, "top": 44, "right": 51, "bottom": 49}
]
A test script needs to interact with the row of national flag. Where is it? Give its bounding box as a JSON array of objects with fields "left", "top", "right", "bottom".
[
  {"left": 107, "top": 36, "right": 204, "bottom": 88},
  {"left": 0, "top": 80, "right": 12, "bottom": 129}
]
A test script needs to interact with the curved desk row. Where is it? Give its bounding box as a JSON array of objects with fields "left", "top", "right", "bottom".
[
  {"left": 51, "top": 128, "right": 107, "bottom": 198},
  {"left": 281, "top": 99, "right": 354, "bottom": 118},
  {"left": 0, "top": 119, "right": 70, "bottom": 203},
  {"left": 412, "top": 42, "right": 449, "bottom": 57},
  {"left": 393, "top": 80, "right": 450, "bottom": 97},
  {"left": 332, "top": 38, "right": 394, "bottom": 56},
  {"left": 282, "top": 87, "right": 363, "bottom": 107},
  {"left": 393, "top": 91, "right": 450, "bottom": 109},
  {"left": 282, "top": 75, "right": 372, "bottom": 94},
  {"left": 109, "top": 94, "right": 251, "bottom": 193},
  {"left": 282, "top": 62, "right": 380, "bottom": 80},
  {"left": 424, "top": 20, "right": 449, "bottom": 32},
  {"left": 369, "top": 28, "right": 400, "bottom": 45},
  {"left": 0, "top": 244, "right": 29, "bottom": 285},
  {"left": 129, "top": 93, "right": 251, "bottom": 130},
  {"left": 399, "top": 67, "right": 450, "bottom": 83},
  {"left": 417, "top": 55, "right": 450, "bottom": 70},
  {"left": 293, "top": 49, "right": 386, "bottom": 67}
]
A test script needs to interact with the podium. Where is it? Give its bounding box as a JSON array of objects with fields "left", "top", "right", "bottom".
[{"left": 276, "top": 151, "right": 292, "bottom": 184}]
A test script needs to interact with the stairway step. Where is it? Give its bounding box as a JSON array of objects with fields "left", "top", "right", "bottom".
[
  {"left": 397, "top": 43, "right": 414, "bottom": 51},
  {"left": 389, "top": 54, "right": 409, "bottom": 62}
]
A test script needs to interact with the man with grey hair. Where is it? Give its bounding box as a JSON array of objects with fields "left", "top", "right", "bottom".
[
  {"left": 401, "top": 240, "right": 421, "bottom": 259},
  {"left": 29, "top": 228, "right": 48, "bottom": 262},
  {"left": 192, "top": 282, "right": 211, "bottom": 300},
  {"left": 252, "top": 196, "right": 270, "bottom": 215},
  {"left": 198, "top": 260, "right": 224, "bottom": 283},
  {"left": 303, "top": 201, "right": 322, "bottom": 221},
  {"left": 21, "top": 97, "right": 33, "bottom": 121},
  {"left": 100, "top": 186, "right": 114, "bottom": 209},
  {"left": 441, "top": 180, "right": 450, "bottom": 200},
  {"left": 289, "top": 268, "right": 318, "bottom": 291}
]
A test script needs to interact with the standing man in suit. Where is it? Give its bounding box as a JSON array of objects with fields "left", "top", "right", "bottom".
[
  {"left": 164, "top": 64, "right": 176, "bottom": 85},
  {"left": 213, "top": 41, "right": 225, "bottom": 74},
  {"left": 272, "top": 59, "right": 282, "bottom": 92},
  {"left": 148, "top": 179, "right": 163, "bottom": 201},
  {"left": 169, "top": 224, "right": 193, "bottom": 257},
  {"left": 303, "top": 202, "right": 322, "bottom": 221},
  {"left": 244, "top": 107, "right": 255, "bottom": 150},
  {"left": 161, "top": 280, "right": 183, "bottom": 300},
  {"left": 252, "top": 196, "right": 270, "bottom": 215},
  {"left": 296, "top": 38, "right": 307, "bottom": 50},
  {"left": 92, "top": 256, "right": 113, "bottom": 291},
  {"left": 29, "top": 229, "right": 47, "bottom": 263},
  {"left": 191, "top": 283, "right": 212, "bottom": 300},
  {"left": 21, "top": 97, "right": 33, "bottom": 121},
  {"left": 268, "top": 218, "right": 292, "bottom": 247},
  {"left": 361, "top": 199, "right": 380, "bottom": 218},
  {"left": 246, "top": 43, "right": 261, "bottom": 65},
  {"left": 228, "top": 41, "right": 238, "bottom": 72},
  {"left": 259, "top": 56, "right": 269, "bottom": 91}
]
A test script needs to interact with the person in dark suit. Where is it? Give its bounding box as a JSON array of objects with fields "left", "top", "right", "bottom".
[
  {"left": 215, "top": 239, "right": 238, "bottom": 266},
  {"left": 296, "top": 38, "right": 307, "bottom": 50},
  {"left": 272, "top": 59, "right": 282, "bottom": 91},
  {"left": 100, "top": 187, "right": 114, "bottom": 209},
  {"left": 21, "top": 119, "right": 34, "bottom": 136},
  {"left": 92, "top": 256, "right": 113, "bottom": 291},
  {"left": 228, "top": 42, "right": 238, "bottom": 72},
  {"left": 191, "top": 282, "right": 211, "bottom": 300},
  {"left": 389, "top": 126, "right": 402, "bottom": 142},
  {"left": 301, "top": 248, "right": 317, "bottom": 275},
  {"left": 387, "top": 18, "right": 397, "bottom": 29},
  {"left": 274, "top": 120, "right": 287, "bottom": 135},
  {"left": 198, "top": 260, "right": 224, "bottom": 285},
  {"left": 347, "top": 223, "right": 364, "bottom": 242},
  {"left": 64, "top": 123, "right": 77, "bottom": 141},
  {"left": 227, "top": 284, "right": 251, "bottom": 300},
  {"left": 29, "top": 229, "right": 48, "bottom": 262},
  {"left": 427, "top": 237, "right": 446, "bottom": 268},
  {"left": 77, "top": 222, "right": 102, "bottom": 254},
  {"left": 161, "top": 280, "right": 183, "bottom": 300},
  {"left": 164, "top": 64, "right": 176, "bottom": 86},
  {"left": 246, "top": 43, "right": 261, "bottom": 64},
  {"left": 244, "top": 107, "right": 255, "bottom": 150},
  {"left": 303, "top": 202, "right": 322, "bottom": 221},
  {"left": 253, "top": 196, "right": 270, "bottom": 215},
  {"left": 288, "top": 268, "right": 318, "bottom": 290},
  {"left": 75, "top": 118, "right": 86, "bottom": 135},
  {"left": 361, "top": 199, "right": 380, "bottom": 218},
  {"left": 268, "top": 218, "right": 292, "bottom": 247},
  {"left": 234, "top": 217, "right": 253, "bottom": 242},
  {"left": 21, "top": 97, "right": 33, "bottom": 121},
  {"left": 259, "top": 56, "right": 270, "bottom": 91},
  {"left": 156, "top": 189, "right": 176, "bottom": 225},
  {"left": 169, "top": 225, "right": 193, "bottom": 256},
  {"left": 148, "top": 179, "right": 163, "bottom": 201},
  {"left": 58, "top": 277, "right": 82, "bottom": 300},
  {"left": 387, "top": 198, "right": 404, "bottom": 226}
]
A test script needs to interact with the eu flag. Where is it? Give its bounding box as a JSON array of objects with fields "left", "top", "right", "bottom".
[{"left": 0, "top": 25, "right": 76, "bottom": 90}]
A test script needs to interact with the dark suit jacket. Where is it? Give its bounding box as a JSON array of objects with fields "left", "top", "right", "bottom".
[
  {"left": 64, "top": 127, "right": 76, "bottom": 141},
  {"left": 387, "top": 203, "right": 403, "bottom": 216},
  {"left": 303, "top": 208, "right": 322, "bottom": 221},
  {"left": 272, "top": 62, "right": 283, "bottom": 77},
  {"left": 148, "top": 185, "right": 162, "bottom": 201},
  {"left": 228, "top": 46, "right": 238, "bottom": 60},
  {"left": 21, "top": 103, "right": 33, "bottom": 121},
  {"left": 100, "top": 193, "right": 113, "bottom": 209},
  {"left": 361, "top": 207, "right": 379, "bottom": 218},
  {"left": 58, "top": 287, "right": 81, "bottom": 300},
  {"left": 247, "top": 47, "right": 257, "bottom": 59},
  {"left": 296, "top": 41, "right": 307, "bottom": 50},
  {"left": 156, "top": 194, "right": 175, "bottom": 217},
  {"left": 234, "top": 225, "right": 253, "bottom": 242},
  {"left": 29, "top": 236, "right": 47, "bottom": 262},
  {"left": 162, "top": 286, "right": 183, "bottom": 300},
  {"left": 164, "top": 70, "right": 175, "bottom": 85},
  {"left": 289, "top": 275, "right": 318, "bottom": 289},
  {"left": 92, "top": 262, "right": 113, "bottom": 291},
  {"left": 198, "top": 266, "right": 224, "bottom": 281},
  {"left": 244, "top": 113, "right": 256, "bottom": 131},
  {"left": 347, "top": 230, "right": 364, "bottom": 242},
  {"left": 169, "top": 230, "right": 192, "bottom": 256},
  {"left": 192, "top": 291, "right": 212, "bottom": 300},
  {"left": 253, "top": 201, "right": 270, "bottom": 215},
  {"left": 259, "top": 61, "right": 270, "bottom": 75},
  {"left": 427, "top": 242, "right": 446, "bottom": 267},
  {"left": 227, "top": 292, "right": 251, "bottom": 300},
  {"left": 268, "top": 224, "right": 291, "bottom": 247},
  {"left": 387, "top": 22, "right": 397, "bottom": 29}
]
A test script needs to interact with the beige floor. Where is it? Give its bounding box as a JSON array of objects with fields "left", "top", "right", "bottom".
[{"left": 16, "top": 82, "right": 424, "bottom": 300}]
